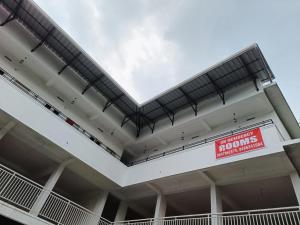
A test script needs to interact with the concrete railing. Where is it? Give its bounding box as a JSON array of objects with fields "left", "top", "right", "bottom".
[
  {"left": 0, "top": 163, "right": 110, "bottom": 225},
  {"left": 113, "top": 206, "right": 300, "bottom": 225}
]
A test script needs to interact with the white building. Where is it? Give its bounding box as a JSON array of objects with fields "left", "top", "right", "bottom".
[{"left": 0, "top": 1, "right": 300, "bottom": 225}]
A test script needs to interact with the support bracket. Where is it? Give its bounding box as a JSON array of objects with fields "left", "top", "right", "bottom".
[
  {"left": 179, "top": 87, "right": 198, "bottom": 115},
  {"left": 156, "top": 100, "right": 175, "bottom": 125},
  {"left": 140, "top": 113, "right": 156, "bottom": 134},
  {"left": 81, "top": 75, "right": 104, "bottom": 95},
  {"left": 207, "top": 74, "right": 225, "bottom": 105},
  {"left": 58, "top": 52, "right": 81, "bottom": 75},
  {"left": 239, "top": 56, "right": 259, "bottom": 91},
  {"left": 0, "top": 0, "right": 23, "bottom": 26},
  {"left": 31, "top": 27, "right": 55, "bottom": 52},
  {"left": 103, "top": 94, "right": 124, "bottom": 112}
]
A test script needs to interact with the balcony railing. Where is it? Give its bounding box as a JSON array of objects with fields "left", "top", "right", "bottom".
[
  {"left": 0, "top": 163, "right": 110, "bottom": 225},
  {"left": 129, "top": 119, "right": 277, "bottom": 165},
  {"left": 0, "top": 68, "right": 121, "bottom": 160},
  {"left": 0, "top": 68, "right": 284, "bottom": 167},
  {"left": 0, "top": 161, "right": 299, "bottom": 225},
  {"left": 113, "top": 206, "right": 300, "bottom": 225}
]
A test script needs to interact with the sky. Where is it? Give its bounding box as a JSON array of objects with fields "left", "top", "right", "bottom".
[{"left": 34, "top": 0, "right": 300, "bottom": 121}]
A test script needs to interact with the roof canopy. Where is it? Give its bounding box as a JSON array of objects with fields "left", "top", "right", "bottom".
[{"left": 0, "top": 0, "right": 275, "bottom": 137}]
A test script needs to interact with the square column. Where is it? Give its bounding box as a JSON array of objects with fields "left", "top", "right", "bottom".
[
  {"left": 210, "top": 184, "right": 222, "bottom": 225},
  {"left": 290, "top": 172, "right": 300, "bottom": 205},
  {"left": 84, "top": 191, "right": 108, "bottom": 225},
  {"left": 154, "top": 194, "right": 167, "bottom": 219},
  {"left": 30, "top": 159, "right": 73, "bottom": 215},
  {"left": 114, "top": 201, "right": 128, "bottom": 222}
]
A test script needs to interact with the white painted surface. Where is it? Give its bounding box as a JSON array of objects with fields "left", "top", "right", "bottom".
[
  {"left": 290, "top": 172, "right": 300, "bottom": 205},
  {"left": 115, "top": 201, "right": 128, "bottom": 222},
  {"left": 0, "top": 78, "right": 286, "bottom": 187},
  {"left": 125, "top": 125, "right": 284, "bottom": 186},
  {"left": 0, "top": 200, "right": 52, "bottom": 225},
  {"left": 0, "top": 77, "right": 126, "bottom": 185},
  {"left": 0, "top": 120, "right": 16, "bottom": 140},
  {"left": 154, "top": 194, "right": 167, "bottom": 219}
]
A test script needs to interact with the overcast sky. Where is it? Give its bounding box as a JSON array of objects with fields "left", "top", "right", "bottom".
[{"left": 34, "top": 0, "right": 300, "bottom": 121}]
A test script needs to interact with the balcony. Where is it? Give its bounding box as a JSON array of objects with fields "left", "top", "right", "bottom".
[
  {"left": 0, "top": 163, "right": 110, "bottom": 225},
  {"left": 0, "top": 161, "right": 299, "bottom": 225},
  {"left": 113, "top": 207, "right": 300, "bottom": 225},
  {"left": 0, "top": 68, "right": 286, "bottom": 170},
  {"left": 0, "top": 68, "right": 121, "bottom": 161},
  {"left": 129, "top": 119, "right": 282, "bottom": 166}
]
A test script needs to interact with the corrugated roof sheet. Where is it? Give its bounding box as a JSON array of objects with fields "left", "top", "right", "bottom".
[{"left": 0, "top": 0, "right": 275, "bottom": 137}]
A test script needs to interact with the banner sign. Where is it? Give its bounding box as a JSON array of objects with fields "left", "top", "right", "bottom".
[{"left": 215, "top": 128, "right": 265, "bottom": 159}]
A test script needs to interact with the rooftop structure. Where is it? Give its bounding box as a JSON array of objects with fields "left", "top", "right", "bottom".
[{"left": 0, "top": 1, "right": 300, "bottom": 225}]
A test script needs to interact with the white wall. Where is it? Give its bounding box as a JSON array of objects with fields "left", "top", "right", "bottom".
[
  {"left": 0, "top": 77, "right": 126, "bottom": 185},
  {"left": 0, "top": 24, "right": 133, "bottom": 156},
  {"left": 0, "top": 77, "right": 287, "bottom": 187},
  {"left": 124, "top": 125, "right": 284, "bottom": 186}
]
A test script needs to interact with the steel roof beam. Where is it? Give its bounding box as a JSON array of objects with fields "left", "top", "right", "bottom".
[
  {"left": 143, "top": 59, "right": 260, "bottom": 117},
  {"left": 31, "top": 27, "right": 55, "bottom": 52},
  {"left": 120, "top": 111, "right": 155, "bottom": 134},
  {"left": 239, "top": 56, "right": 259, "bottom": 91},
  {"left": 179, "top": 87, "right": 198, "bottom": 116},
  {"left": 155, "top": 100, "right": 175, "bottom": 125},
  {"left": 206, "top": 74, "right": 225, "bottom": 105},
  {"left": 140, "top": 113, "right": 156, "bottom": 134},
  {"left": 0, "top": 0, "right": 22, "bottom": 26},
  {"left": 103, "top": 94, "right": 124, "bottom": 112},
  {"left": 81, "top": 75, "right": 104, "bottom": 95},
  {"left": 121, "top": 115, "right": 131, "bottom": 128},
  {"left": 58, "top": 52, "right": 81, "bottom": 75},
  {"left": 136, "top": 108, "right": 141, "bottom": 137}
]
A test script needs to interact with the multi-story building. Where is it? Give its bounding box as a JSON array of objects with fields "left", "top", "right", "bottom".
[{"left": 0, "top": 1, "right": 300, "bottom": 225}]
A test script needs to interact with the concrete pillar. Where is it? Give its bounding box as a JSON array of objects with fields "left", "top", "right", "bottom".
[
  {"left": 30, "top": 159, "right": 73, "bottom": 215},
  {"left": 82, "top": 190, "right": 108, "bottom": 225},
  {"left": 290, "top": 172, "right": 300, "bottom": 205},
  {"left": 210, "top": 184, "right": 222, "bottom": 225},
  {"left": 114, "top": 201, "right": 128, "bottom": 222},
  {"left": 89, "top": 191, "right": 109, "bottom": 216},
  {"left": 154, "top": 194, "right": 167, "bottom": 219},
  {"left": 0, "top": 121, "right": 17, "bottom": 140}
]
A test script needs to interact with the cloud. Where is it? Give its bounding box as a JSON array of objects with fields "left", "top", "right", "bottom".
[
  {"left": 34, "top": 0, "right": 300, "bottom": 119},
  {"left": 100, "top": 15, "right": 181, "bottom": 101}
]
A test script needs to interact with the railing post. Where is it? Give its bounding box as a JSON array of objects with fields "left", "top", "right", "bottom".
[
  {"left": 0, "top": 172, "right": 15, "bottom": 196},
  {"left": 58, "top": 201, "right": 70, "bottom": 225}
]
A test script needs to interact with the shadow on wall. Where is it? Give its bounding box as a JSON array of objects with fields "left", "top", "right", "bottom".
[{"left": 0, "top": 215, "right": 23, "bottom": 225}]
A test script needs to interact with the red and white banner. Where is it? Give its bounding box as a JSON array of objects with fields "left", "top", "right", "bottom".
[{"left": 215, "top": 128, "right": 265, "bottom": 159}]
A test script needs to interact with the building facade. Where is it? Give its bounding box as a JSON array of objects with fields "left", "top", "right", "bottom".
[{"left": 0, "top": 1, "right": 300, "bottom": 225}]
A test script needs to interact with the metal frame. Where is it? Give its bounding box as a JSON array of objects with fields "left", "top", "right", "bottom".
[
  {"left": 103, "top": 94, "right": 124, "bottom": 112},
  {"left": 31, "top": 27, "right": 55, "bottom": 52},
  {"left": 179, "top": 87, "right": 198, "bottom": 116},
  {"left": 120, "top": 111, "right": 156, "bottom": 137},
  {"left": 0, "top": 0, "right": 275, "bottom": 137},
  {"left": 156, "top": 100, "right": 175, "bottom": 125},
  {"left": 130, "top": 119, "right": 274, "bottom": 165},
  {"left": 239, "top": 56, "right": 259, "bottom": 91},
  {"left": 0, "top": 163, "right": 111, "bottom": 225},
  {"left": 81, "top": 76, "right": 104, "bottom": 95},
  {"left": 113, "top": 206, "right": 300, "bottom": 225},
  {"left": 58, "top": 52, "right": 81, "bottom": 75},
  {"left": 206, "top": 74, "right": 225, "bottom": 105},
  {"left": 1, "top": 161, "right": 299, "bottom": 225},
  {"left": 0, "top": 0, "right": 22, "bottom": 26},
  {"left": 141, "top": 59, "right": 262, "bottom": 121}
]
